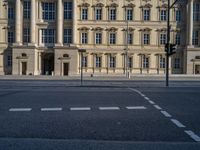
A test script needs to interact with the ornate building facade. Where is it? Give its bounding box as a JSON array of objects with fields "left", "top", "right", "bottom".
[{"left": 0, "top": 0, "right": 199, "bottom": 76}]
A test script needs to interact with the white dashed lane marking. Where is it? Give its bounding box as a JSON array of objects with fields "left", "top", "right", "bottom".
[
  {"left": 185, "top": 130, "right": 200, "bottom": 142},
  {"left": 99, "top": 107, "right": 120, "bottom": 110},
  {"left": 148, "top": 100, "right": 155, "bottom": 104},
  {"left": 41, "top": 108, "right": 62, "bottom": 111},
  {"left": 171, "top": 119, "right": 186, "bottom": 128},
  {"left": 9, "top": 108, "right": 32, "bottom": 112},
  {"left": 154, "top": 105, "right": 162, "bottom": 110},
  {"left": 161, "top": 111, "right": 172, "bottom": 118},
  {"left": 128, "top": 88, "right": 200, "bottom": 142},
  {"left": 70, "top": 107, "right": 91, "bottom": 111},
  {"left": 126, "top": 106, "right": 147, "bottom": 110}
]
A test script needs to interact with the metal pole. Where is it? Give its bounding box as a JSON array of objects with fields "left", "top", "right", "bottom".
[
  {"left": 81, "top": 52, "right": 83, "bottom": 86},
  {"left": 166, "top": 0, "right": 170, "bottom": 87},
  {"left": 126, "top": 18, "right": 129, "bottom": 78}
]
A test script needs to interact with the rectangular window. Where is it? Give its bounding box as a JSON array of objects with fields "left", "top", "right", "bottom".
[
  {"left": 126, "top": 9, "right": 133, "bottom": 20},
  {"left": 109, "top": 33, "right": 116, "bottom": 44},
  {"left": 192, "top": 30, "right": 199, "bottom": 46},
  {"left": 95, "top": 8, "right": 102, "bottom": 20},
  {"left": 8, "top": 31, "right": 14, "bottom": 43},
  {"left": 176, "top": 10, "right": 181, "bottom": 22},
  {"left": 160, "top": 57, "right": 166, "bottom": 69},
  {"left": 143, "top": 33, "right": 150, "bottom": 45},
  {"left": 64, "top": 29, "right": 72, "bottom": 44},
  {"left": 174, "top": 58, "right": 180, "bottom": 69},
  {"left": 82, "top": 56, "right": 87, "bottom": 67},
  {"left": 24, "top": 1, "right": 31, "bottom": 19},
  {"left": 96, "top": 56, "right": 101, "bottom": 68},
  {"left": 128, "top": 33, "right": 133, "bottom": 44},
  {"left": 160, "top": 10, "right": 167, "bottom": 21},
  {"left": 41, "top": 29, "right": 55, "bottom": 44},
  {"left": 143, "top": 9, "right": 150, "bottom": 21},
  {"left": 8, "top": 7, "right": 14, "bottom": 19},
  {"left": 160, "top": 33, "right": 167, "bottom": 45},
  {"left": 128, "top": 57, "right": 133, "bottom": 68},
  {"left": 81, "top": 32, "right": 88, "bottom": 44},
  {"left": 176, "top": 33, "right": 181, "bottom": 45},
  {"left": 42, "top": 2, "right": 55, "bottom": 20},
  {"left": 109, "top": 8, "right": 116, "bottom": 20},
  {"left": 109, "top": 56, "right": 116, "bottom": 68},
  {"left": 143, "top": 56, "right": 149, "bottom": 68},
  {"left": 193, "top": 3, "right": 200, "bottom": 21},
  {"left": 82, "top": 8, "right": 88, "bottom": 20},
  {"left": 7, "top": 56, "right": 12, "bottom": 67},
  {"left": 64, "top": 2, "right": 73, "bottom": 20},
  {"left": 23, "top": 28, "right": 30, "bottom": 43},
  {"left": 96, "top": 33, "right": 102, "bottom": 44}
]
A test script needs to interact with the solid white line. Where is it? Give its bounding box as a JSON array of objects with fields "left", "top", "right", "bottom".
[
  {"left": 99, "top": 107, "right": 120, "bottom": 110},
  {"left": 128, "top": 88, "right": 143, "bottom": 96},
  {"left": 41, "top": 108, "right": 62, "bottom": 111},
  {"left": 185, "top": 130, "right": 200, "bottom": 142},
  {"left": 148, "top": 100, "right": 155, "bottom": 104},
  {"left": 126, "top": 106, "right": 147, "bottom": 110},
  {"left": 70, "top": 107, "right": 91, "bottom": 111},
  {"left": 161, "top": 111, "right": 172, "bottom": 117},
  {"left": 171, "top": 119, "right": 185, "bottom": 128},
  {"left": 154, "top": 105, "right": 162, "bottom": 110},
  {"left": 144, "top": 97, "right": 150, "bottom": 100},
  {"left": 9, "top": 108, "right": 32, "bottom": 112}
]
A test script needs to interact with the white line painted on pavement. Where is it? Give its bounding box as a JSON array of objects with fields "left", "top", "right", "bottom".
[
  {"left": 185, "top": 130, "right": 200, "bottom": 142},
  {"left": 171, "top": 119, "right": 185, "bottom": 128},
  {"left": 154, "top": 105, "right": 162, "bottom": 110},
  {"left": 9, "top": 108, "right": 32, "bottom": 112},
  {"left": 128, "top": 88, "right": 143, "bottom": 96},
  {"left": 99, "top": 107, "right": 120, "bottom": 110},
  {"left": 144, "top": 97, "right": 150, "bottom": 100},
  {"left": 161, "top": 111, "right": 172, "bottom": 117},
  {"left": 41, "top": 108, "right": 62, "bottom": 111},
  {"left": 148, "top": 100, "right": 155, "bottom": 105},
  {"left": 126, "top": 106, "right": 147, "bottom": 110},
  {"left": 70, "top": 107, "right": 91, "bottom": 111}
]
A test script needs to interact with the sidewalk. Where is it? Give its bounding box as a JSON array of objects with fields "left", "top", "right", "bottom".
[{"left": 0, "top": 75, "right": 200, "bottom": 81}]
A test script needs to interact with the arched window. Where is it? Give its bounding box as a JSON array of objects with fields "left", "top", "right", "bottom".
[
  {"left": 22, "top": 53, "right": 27, "bottom": 57},
  {"left": 63, "top": 54, "right": 69, "bottom": 58}
]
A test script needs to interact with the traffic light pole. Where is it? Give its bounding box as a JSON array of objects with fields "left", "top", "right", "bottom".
[
  {"left": 166, "top": 0, "right": 179, "bottom": 87},
  {"left": 166, "top": 0, "right": 170, "bottom": 87}
]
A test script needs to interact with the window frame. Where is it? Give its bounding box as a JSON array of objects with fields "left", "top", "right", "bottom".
[
  {"left": 42, "top": 2, "right": 56, "bottom": 21},
  {"left": 64, "top": 28, "right": 72, "bottom": 44},
  {"left": 64, "top": 2, "right": 73, "bottom": 20}
]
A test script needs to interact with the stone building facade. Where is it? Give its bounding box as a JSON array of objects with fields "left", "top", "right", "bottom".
[{"left": 0, "top": 0, "right": 199, "bottom": 76}]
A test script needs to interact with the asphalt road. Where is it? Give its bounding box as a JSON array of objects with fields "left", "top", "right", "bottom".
[{"left": 0, "top": 79, "right": 200, "bottom": 150}]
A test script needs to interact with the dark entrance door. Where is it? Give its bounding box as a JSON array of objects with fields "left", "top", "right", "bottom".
[
  {"left": 22, "top": 62, "right": 27, "bottom": 75},
  {"left": 42, "top": 53, "right": 54, "bottom": 75},
  {"left": 195, "top": 65, "right": 200, "bottom": 74},
  {"left": 63, "top": 63, "right": 69, "bottom": 76}
]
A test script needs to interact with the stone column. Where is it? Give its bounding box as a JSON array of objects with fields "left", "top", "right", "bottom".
[
  {"left": 31, "top": 0, "right": 36, "bottom": 44},
  {"left": 15, "top": 0, "right": 22, "bottom": 44},
  {"left": 188, "top": 0, "right": 194, "bottom": 46},
  {"left": 73, "top": 0, "right": 77, "bottom": 44},
  {"left": 57, "top": 0, "right": 63, "bottom": 45}
]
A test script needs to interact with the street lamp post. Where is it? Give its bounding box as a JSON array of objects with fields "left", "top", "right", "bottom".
[{"left": 78, "top": 49, "right": 86, "bottom": 86}]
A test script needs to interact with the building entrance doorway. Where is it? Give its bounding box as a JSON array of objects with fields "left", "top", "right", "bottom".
[
  {"left": 21, "top": 62, "right": 27, "bottom": 75},
  {"left": 42, "top": 53, "right": 54, "bottom": 75},
  {"left": 63, "top": 63, "right": 69, "bottom": 76},
  {"left": 195, "top": 65, "right": 200, "bottom": 74}
]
